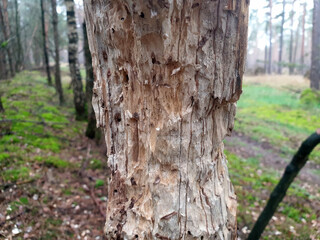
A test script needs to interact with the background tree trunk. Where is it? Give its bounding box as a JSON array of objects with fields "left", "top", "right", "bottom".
[
  {"left": 278, "top": 0, "right": 285, "bottom": 74},
  {"left": 268, "top": 0, "right": 273, "bottom": 74},
  {"left": 1, "top": 0, "right": 15, "bottom": 77},
  {"left": 300, "top": 2, "right": 306, "bottom": 74},
  {"left": 40, "top": 0, "right": 52, "bottom": 85},
  {"left": 84, "top": 0, "right": 249, "bottom": 239},
  {"left": 310, "top": 0, "right": 320, "bottom": 90},
  {"left": 14, "top": 0, "right": 23, "bottom": 71},
  {"left": 65, "top": 0, "right": 86, "bottom": 120},
  {"left": 83, "top": 21, "right": 99, "bottom": 140},
  {"left": 51, "top": 0, "right": 64, "bottom": 104},
  {"left": 289, "top": 0, "right": 295, "bottom": 75}
]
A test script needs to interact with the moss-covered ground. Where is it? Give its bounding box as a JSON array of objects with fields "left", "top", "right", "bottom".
[
  {"left": 225, "top": 75, "right": 320, "bottom": 239},
  {"left": 0, "top": 71, "right": 108, "bottom": 239}
]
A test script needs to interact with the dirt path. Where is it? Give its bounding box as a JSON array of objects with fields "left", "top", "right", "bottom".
[{"left": 225, "top": 132, "right": 320, "bottom": 185}]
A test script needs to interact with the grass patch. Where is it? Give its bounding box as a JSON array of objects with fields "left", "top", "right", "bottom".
[
  {"left": 236, "top": 82, "right": 320, "bottom": 164},
  {"left": 1, "top": 166, "right": 30, "bottom": 182}
]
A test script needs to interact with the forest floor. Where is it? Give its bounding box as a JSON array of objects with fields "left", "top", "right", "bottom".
[
  {"left": 224, "top": 75, "right": 320, "bottom": 239},
  {"left": 0, "top": 72, "right": 319, "bottom": 240}
]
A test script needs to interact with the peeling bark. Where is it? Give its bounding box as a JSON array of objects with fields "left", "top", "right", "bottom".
[{"left": 84, "top": 1, "right": 249, "bottom": 239}]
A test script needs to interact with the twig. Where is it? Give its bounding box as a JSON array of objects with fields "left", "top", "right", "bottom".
[{"left": 247, "top": 129, "right": 320, "bottom": 240}]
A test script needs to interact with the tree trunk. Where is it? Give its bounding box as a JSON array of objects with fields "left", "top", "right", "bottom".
[
  {"left": 268, "top": 0, "right": 273, "bottom": 74},
  {"left": 293, "top": 15, "right": 301, "bottom": 69},
  {"left": 83, "top": 21, "right": 99, "bottom": 139},
  {"left": 84, "top": 1, "right": 249, "bottom": 239},
  {"left": 40, "top": 0, "right": 52, "bottom": 85},
  {"left": 0, "top": 96, "right": 4, "bottom": 112},
  {"left": 310, "top": 0, "right": 320, "bottom": 90},
  {"left": 264, "top": 18, "right": 269, "bottom": 74},
  {"left": 300, "top": 2, "right": 306, "bottom": 74},
  {"left": 14, "top": 0, "right": 22, "bottom": 71},
  {"left": 51, "top": 0, "right": 64, "bottom": 104},
  {"left": 65, "top": 0, "right": 86, "bottom": 120},
  {"left": 1, "top": 0, "right": 15, "bottom": 77},
  {"left": 289, "top": 0, "right": 295, "bottom": 75},
  {"left": 278, "top": 0, "right": 285, "bottom": 74}
]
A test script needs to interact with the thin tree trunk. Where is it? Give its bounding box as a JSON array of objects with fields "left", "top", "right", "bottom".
[
  {"left": 0, "top": 96, "right": 4, "bottom": 112},
  {"left": 300, "top": 2, "right": 306, "bottom": 74},
  {"left": 14, "top": 0, "right": 22, "bottom": 71},
  {"left": 23, "top": 23, "right": 38, "bottom": 66},
  {"left": 268, "top": 0, "right": 273, "bottom": 74},
  {"left": 248, "top": 130, "right": 320, "bottom": 240},
  {"left": 264, "top": 19, "right": 269, "bottom": 74},
  {"left": 65, "top": 0, "right": 86, "bottom": 120},
  {"left": 84, "top": 1, "right": 249, "bottom": 239},
  {"left": 278, "top": 0, "right": 285, "bottom": 74},
  {"left": 51, "top": 0, "right": 64, "bottom": 104},
  {"left": 0, "top": 48, "right": 8, "bottom": 79},
  {"left": 293, "top": 16, "right": 301, "bottom": 68},
  {"left": 83, "top": 21, "right": 98, "bottom": 139},
  {"left": 310, "top": 0, "right": 320, "bottom": 90},
  {"left": 289, "top": 0, "right": 295, "bottom": 75},
  {"left": 40, "top": 0, "right": 52, "bottom": 85},
  {"left": 1, "top": 0, "right": 15, "bottom": 77}
]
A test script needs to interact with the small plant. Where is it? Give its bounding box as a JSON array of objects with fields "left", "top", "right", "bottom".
[{"left": 95, "top": 179, "right": 104, "bottom": 188}]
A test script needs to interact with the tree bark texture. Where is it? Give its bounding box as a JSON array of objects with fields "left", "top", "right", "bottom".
[
  {"left": 310, "top": 0, "right": 320, "bottom": 90},
  {"left": 40, "top": 0, "right": 52, "bottom": 86},
  {"left": 65, "top": 0, "right": 86, "bottom": 120},
  {"left": 51, "top": 0, "right": 64, "bottom": 104},
  {"left": 84, "top": 1, "right": 249, "bottom": 239},
  {"left": 1, "top": 0, "right": 15, "bottom": 77}
]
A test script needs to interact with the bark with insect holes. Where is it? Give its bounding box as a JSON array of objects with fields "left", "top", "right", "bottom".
[{"left": 84, "top": 0, "right": 249, "bottom": 239}]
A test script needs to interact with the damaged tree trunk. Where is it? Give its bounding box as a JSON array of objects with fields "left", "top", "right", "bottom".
[{"left": 84, "top": 1, "right": 249, "bottom": 239}]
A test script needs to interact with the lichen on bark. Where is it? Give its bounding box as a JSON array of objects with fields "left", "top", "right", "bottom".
[{"left": 84, "top": 0, "right": 249, "bottom": 239}]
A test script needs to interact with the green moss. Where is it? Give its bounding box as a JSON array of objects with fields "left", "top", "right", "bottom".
[
  {"left": 0, "top": 152, "right": 10, "bottom": 162},
  {"left": 2, "top": 166, "right": 30, "bottom": 182},
  {"left": 95, "top": 179, "right": 105, "bottom": 188},
  {"left": 89, "top": 159, "right": 103, "bottom": 170},
  {"left": 33, "top": 138, "right": 61, "bottom": 152},
  {"left": 300, "top": 88, "right": 320, "bottom": 106},
  {"left": 43, "top": 156, "right": 70, "bottom": 168}
]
